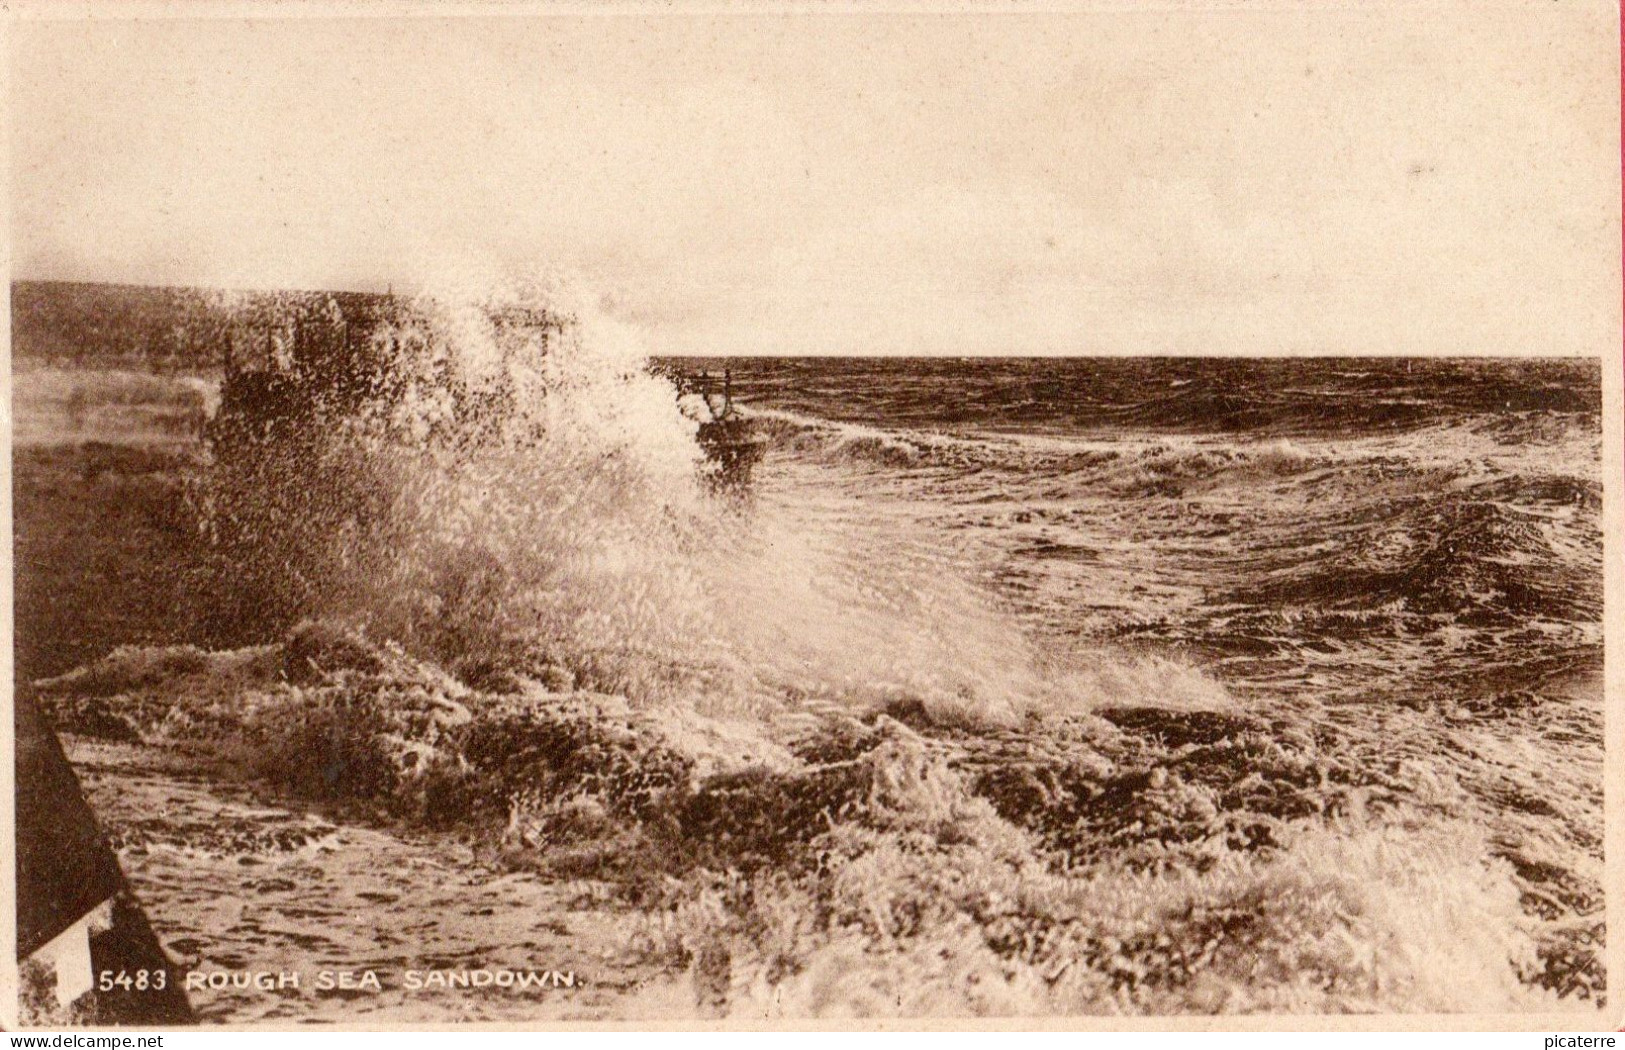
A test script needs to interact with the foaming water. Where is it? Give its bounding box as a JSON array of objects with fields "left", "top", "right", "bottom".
[
  {"left": 214, "top": 274, "right": 1229, "bottom": 727},
  {"left": 701, "top": 353, "right": 1603, "bottom": 1005},
  {"left": 165, "top": 322, "right": 1607, "bottom": 1010}
]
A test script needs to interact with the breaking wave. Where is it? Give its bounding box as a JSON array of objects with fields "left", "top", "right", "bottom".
[
  {"left": 198, "top": 273, "right": 1229, "bottom": 727},
  {"left": 75, "top": 282, "right": 1584, "bottom": 1015}
]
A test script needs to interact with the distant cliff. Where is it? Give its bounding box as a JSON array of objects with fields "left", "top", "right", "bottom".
[{"left": 11, "top": 280, "right": 398, "bottom": 372}]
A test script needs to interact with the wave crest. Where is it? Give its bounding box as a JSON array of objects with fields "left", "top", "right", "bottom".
[{"left": 198, "top": 271, "right": 1229, "bottom": 726}]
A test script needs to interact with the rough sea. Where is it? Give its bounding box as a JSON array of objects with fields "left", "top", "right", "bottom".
[
  {"left": 698, "top": 357, "right": 1602, "bottom": 704},
  {"left": 666, "top": 355, "right": 1605, "bottom": 1000},
  {"left": 18, "top": 277, "right": 1610, "bottom": 1012}
]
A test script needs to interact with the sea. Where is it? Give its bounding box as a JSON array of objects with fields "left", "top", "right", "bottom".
[
  {"left": 665, "top": 354, "right": 1605, "bottom": 996},
  {"left": 19, "top": 281, "right": 1610, "bottom": 1010},
  {"left": 689, "top": 356, "right": 1603, "bottom": 706}
]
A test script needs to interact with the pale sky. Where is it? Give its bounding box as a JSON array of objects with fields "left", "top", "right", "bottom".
[{"left": 9, "top": 4, "right": 1621, "bottom": 356}]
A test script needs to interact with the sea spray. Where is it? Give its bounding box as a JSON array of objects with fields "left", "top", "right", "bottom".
[
  {"left": 41, "top": 624, "right": 1566, "bottom": 1015},
  {"left": 177, "top": 284, "right": 1599, "bottom": 1012},
  {"left": 23, "top": 285, "right": 1599, "bottom": 1015},
  {"left": 198, "top": 269, "right": 1232, "bottom": 724}
]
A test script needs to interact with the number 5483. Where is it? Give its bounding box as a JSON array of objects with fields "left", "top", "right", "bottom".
[{"left": 98, "top": 969, "right": 167, "bottom": 991}]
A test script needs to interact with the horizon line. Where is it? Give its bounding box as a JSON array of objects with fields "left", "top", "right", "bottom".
[{"left": 9, "top": 275, "right": 1604, "bottom": 360}]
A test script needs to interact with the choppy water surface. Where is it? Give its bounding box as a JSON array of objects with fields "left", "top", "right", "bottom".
[
  {"left": 703, "top": 357, "right": 1601, "bottom": 703},
  {"left": 25, "top": 274, "right": 1607, "bottom": 1013},
  {"left": 669, "top": 355, "right": 1604, "bottom": 999}
]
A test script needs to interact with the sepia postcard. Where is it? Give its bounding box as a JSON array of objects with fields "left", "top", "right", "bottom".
[{"left": 3, "top": 0, "right": 1621, "bottom": 1031}]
